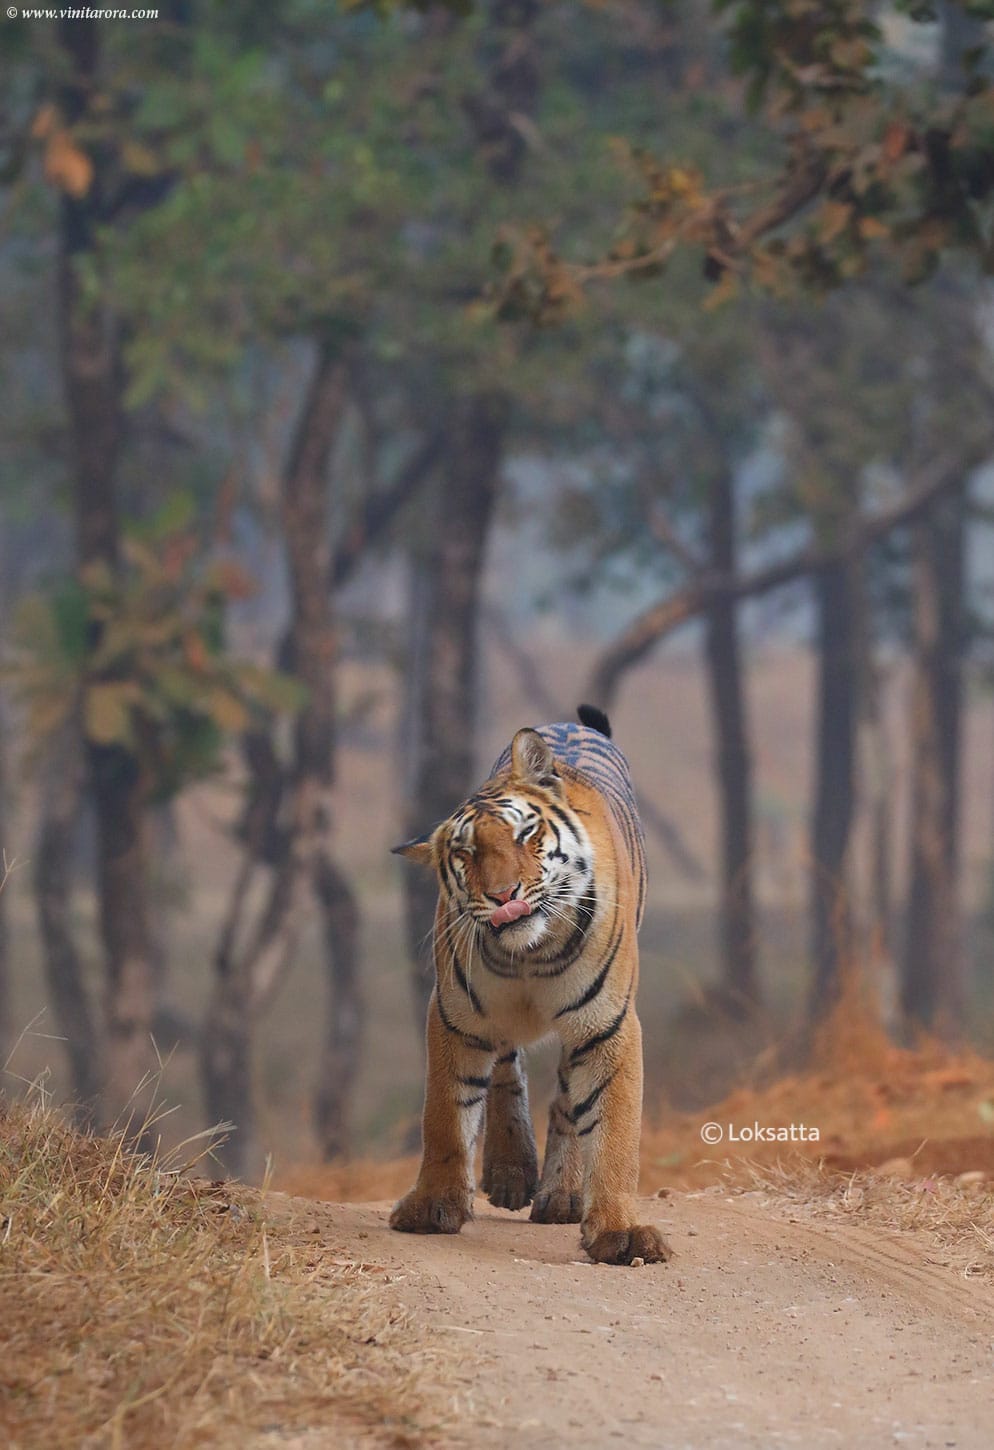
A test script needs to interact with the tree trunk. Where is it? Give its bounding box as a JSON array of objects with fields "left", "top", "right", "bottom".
[
  {"left": 703, "top": 469, "right": 758, "bottom": 1013},
  {"left": 808, "top": 558, "right": 858, "bottom": 1018},
  {"left": 92, "top": 748, "right": 158, "bottom": 1120},
  {"left": 866, "top": 677, "right": 896, "bottom": 939},
  {"left": 201, "top": 856, "right": 257, "bottom": 1176},
  {"left": 201, "top": 342, "right": 361, "bottom": 1176},
  {"left": 33, "top": 724, "right": 102, "bottom": 1116},
  {"left": 312, "top": 855, "right": 361, "bottom": 1159},
  {"left": 281, "top": 344, "right": 364, "bottom": 1162},
  {"left": 58, "top": 18, "right": 158, "bottom": 1127},
  {"left": 402, "top": 392, "right": 508, "bottom": 1028},
  {"left": 0, "top": 700, "right": 9, "bottom": 1065},
  {"left": 901, "top": 483, "right": 967, "bottom": 1030}
]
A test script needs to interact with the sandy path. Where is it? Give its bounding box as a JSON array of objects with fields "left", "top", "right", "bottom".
[{"left": 267, "top": 1190, "right": 994, "bottom": 1449}]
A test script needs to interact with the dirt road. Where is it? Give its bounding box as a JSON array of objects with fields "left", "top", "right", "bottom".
[{"left": 269, "top": 1190, "right": 994, "bottom": 1450}]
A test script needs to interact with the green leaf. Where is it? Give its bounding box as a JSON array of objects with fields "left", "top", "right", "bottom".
[
  {"left": 50, "top": 580, "right": 90, "bottom": 666},
  {"left": 132, "top": 489, "right": 197, "bottom": 542},
  {"left": 154, "top": 665, "right": 200, "bottom": 706},
  {"left": 85, "top": 682, "right": 138, "bottom": 746},
  {"left": 235, "top": 664, "right": 309, "bottom": 714},
  {"left": 204, "top": 687, "right": 250, "bottom": 734}
]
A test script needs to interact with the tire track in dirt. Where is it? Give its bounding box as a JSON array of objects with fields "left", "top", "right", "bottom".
[
  {"left": 694, "top": 1195, "right": 994, "bottom": 1323},
  {"left": 265, "top": 1190, "right": 994, "bottom": 1450}
]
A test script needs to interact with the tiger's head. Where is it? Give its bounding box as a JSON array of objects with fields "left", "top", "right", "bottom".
[{"left": 393, "top": 728, "right": 594, "bottom": 953}]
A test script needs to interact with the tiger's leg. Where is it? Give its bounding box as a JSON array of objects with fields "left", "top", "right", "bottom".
[
  {"left": 391, "top": 990, "right": 494, "bottom": 1235},
  {"left": 530, "top": 1048, "right": 583, "bottom": 1223},
  {"left": 569, "top": 1010, "right": 671, "bottom": 1265},
  {"left": 481, "top": 1047, "right": 539, "bottom": 1211}
]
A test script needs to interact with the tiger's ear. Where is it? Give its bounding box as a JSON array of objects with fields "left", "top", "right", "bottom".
[
  {"left": 391, "top": 828, "right": 436, "bottom": 867},
  {"left": 510, "top": 728, "right": 561, "bottom": 792}
]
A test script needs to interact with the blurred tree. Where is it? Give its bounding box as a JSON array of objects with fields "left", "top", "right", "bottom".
[
  {"left": 0, "top": 705, "right": 9, "bottom": 1064},
  {"left": 5, "top": 2, "right": 451, "bottom": 1158},
  {"left": 568, "top": 316, "right": 767, "bottom": 1013},
  {"left": 402, "top": 391, "right": 509, "bottom": 1025},
  {"left": 756, "top": 280, "right": 993, "bottom": 1021},
  {"left": 556, "top": 0, "right": 994, "bottom": 1023},
  {"left": 903, "top": 480, "right": 969, "bottom": 1029},
  {"left": 584, "top": 281, "right": 989, "bottom": 1019},
  {"left": 703, "top": 455, "right": 758, "bottom": 1014},
  {"left": 495, "top": 0, "right": 994, "bottom": 315},
  {"left": 54, "top": 16, "right": 158, "bottom": 1125},
  {"left": 32, "top": 725, "right": 101, "bottom": 1116},
  {"left": 899, "top": 0, "right": 991, "bottom": 1034},
  {"left": 754, "top": 309, "right": 867, "bottom": 1016},
  {"left": 202, "top": 341, "right": 350, "bottom": 1176},
  {"left": 399, "top": 0, "right": 539, "bottom": 1028}
]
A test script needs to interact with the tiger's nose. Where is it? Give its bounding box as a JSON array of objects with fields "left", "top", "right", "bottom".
[{"left": 486, "top": 884, "right": 520, "bottom": 906}]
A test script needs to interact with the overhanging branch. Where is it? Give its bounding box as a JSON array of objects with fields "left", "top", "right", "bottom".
[{"left": 587, "top": 451, "right": 983, "bottom": 708}]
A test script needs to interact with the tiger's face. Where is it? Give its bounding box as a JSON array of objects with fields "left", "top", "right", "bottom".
[
  {"left": 440, "top": 790, "right": 592, "bottom": 950},
  {"left": 394, "top": 728, "right": 594, "bottom": 954}
]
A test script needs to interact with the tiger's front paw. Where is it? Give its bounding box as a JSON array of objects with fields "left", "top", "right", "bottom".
[
  {"left": 583, "top": 1222, "right": 672, "bottom": 1265},
  {"left": 530, "top": 1188, "right": 582, "bottom": 1224},
  {"left": 390, "top": 1185, "right": 473, "bottom": 1235},
  {"left": 482, "top": 1161, "right": 537, "bottom": 1211}
]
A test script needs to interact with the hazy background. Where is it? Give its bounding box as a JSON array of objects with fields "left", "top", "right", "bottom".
[{"left": 1, "top": 0, "right": 993, "bottom": 1179}]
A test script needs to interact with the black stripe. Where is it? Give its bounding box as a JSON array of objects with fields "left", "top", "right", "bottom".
[
  {"left": 478, "top": 933, "right": 523, "bottom": 978},
  {"left": 554, "top": 918, "right": 623, "bottom": 1018},
  {"left": 577, "top": 1118, "right": 601, "bottom": 1137},
  {"left": 532, "top": 891, "right": 598, "bottom": 977},
  {"left": 436, "top": 992, "right": 494, "bottom": 1053},
  {"left": 546, "top": 819, "right": 568, "bottom": 863},
  {"left": 438, "top": 854, "right": 459, "bottom": 901},
  {"left": 457, "top": 1094, "right": 486, "bottom": 1110},
  {"left": 547, "top": 801, "right": 582, "bottom": 840},
  {"left": 457, "top": 1074, "right": 491, "bottom": 1089},
  {"left": 496, "top": 1049, "right": 518, "bottom": 1065},
  {"left": 569, "top": 986, "right": 632, "bottom": 1065},
  {"left": 492, "top": 1082, "right": 524, "bottom": 1097},
  {"left": 569, "top": 1073, "right": 613, "bottom": 1124},
  {"left": 556, "top": 1068, "right": 569, "bottom": 1095},
  {"left": 452, "top": 953, "right": 485, "bottom": 1015}
]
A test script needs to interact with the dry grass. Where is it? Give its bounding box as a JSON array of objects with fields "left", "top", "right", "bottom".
[
  {"left": 0, "top": 1092, "right": 452, "bottom": 1450},
  {"left": 637, "top": 974, "right": 994, "bottom": 1190},
  {"left": 737, "top": 1155, "right": 994, "bottom": 1282}
]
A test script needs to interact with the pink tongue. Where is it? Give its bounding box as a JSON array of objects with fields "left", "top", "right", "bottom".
[{"left": 490, "top": 898, "right": 532, "bottom": 928}]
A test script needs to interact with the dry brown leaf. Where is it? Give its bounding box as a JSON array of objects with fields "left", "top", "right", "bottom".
[{"left": 44, "top": 130, "right": 94, "bottom": 198}]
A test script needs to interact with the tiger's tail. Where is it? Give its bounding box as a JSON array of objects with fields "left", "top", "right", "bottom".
[{"left": 577, "top": 703, "right": 611, "bottom": 739}]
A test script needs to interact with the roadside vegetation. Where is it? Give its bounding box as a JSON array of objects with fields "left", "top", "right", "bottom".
[{"left": 0, "top": 1090, "right": 449, "bottom": 1449}]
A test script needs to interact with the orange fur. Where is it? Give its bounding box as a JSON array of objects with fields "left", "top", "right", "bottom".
[{"left": 391, "top": 719, "right": 671, "bottom": 1265}]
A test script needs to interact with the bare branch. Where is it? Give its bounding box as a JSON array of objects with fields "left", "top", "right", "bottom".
[
  {"left": 484, "top": 605, "right": 707, "bottom": 881},
  {"left": 587, "top": 450, "right": 984, "bottom": 708}
]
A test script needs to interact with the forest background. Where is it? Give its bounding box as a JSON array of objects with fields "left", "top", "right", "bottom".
[{"left": 1, "top": 0, "right": 993, "bottom": 1181}]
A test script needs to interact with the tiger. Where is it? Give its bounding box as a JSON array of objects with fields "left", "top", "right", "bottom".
[{"left": 390, "top": 703, "right": 671, "bottom": 1266}]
